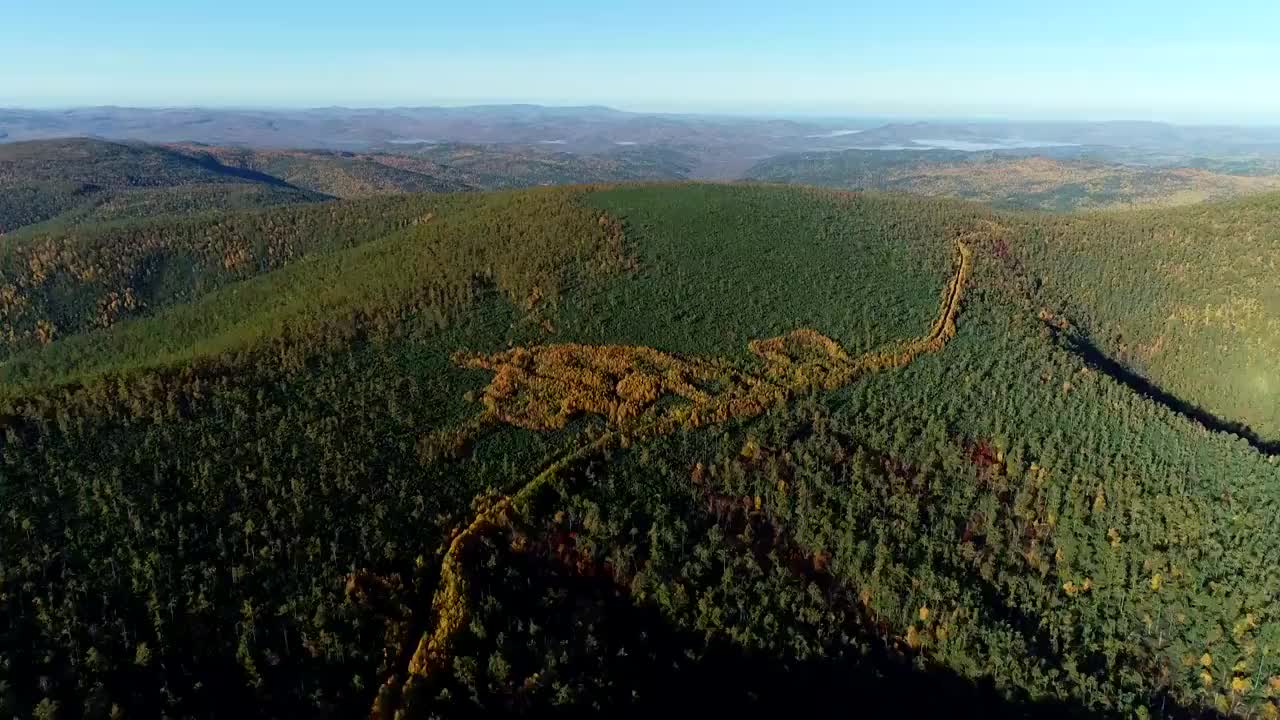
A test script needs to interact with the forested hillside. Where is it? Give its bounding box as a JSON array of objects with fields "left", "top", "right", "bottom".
[
  {"left": 164, "top": 144, "right": 473, "bottom": 198},
  {"left": 0, "top": 138, "right": 697, "bottom": 236},
  {"left": 395, "top": 142, "right": 697, "bottom": 188},
  {"left": 2, "top": 184, "right": 1279, "bottom": 719},
  {"left": 166, "top": 142, "right": 696, "bottom": 196},
  {"left": 1011, "top": 193, "right": 1280, "bottom": 444},
  {"left": 0, "top": 138, "right": 324, "bottom": 234},
  {"left": 745, "top": 149, "right": 1280, "bottom": 211}
]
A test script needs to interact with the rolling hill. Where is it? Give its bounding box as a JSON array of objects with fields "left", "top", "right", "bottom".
[
  {"left": 1, "top": 183, "right": 1279, "bottom": 719},
  {"left": 165, "top": 142, "right": 696, "bottom": 196},
  {"left": 0, "top": 105, "right": 856, "bottom": 154},
  {"left": 387, "top": 142, "right": 698, "bottom": 188},
  {"left": 1011, "top": 193, "right": 1280, "bottom": 443},
  {"left": 163, "top": 143, "right": 473, "bottom": 198},
  {"left": 0, "top": 138, "right": 325, "bottom": 234},
  {"left": 0, "top": 138, "right": 697, "bottom": 236},
  {"left": 745, "top": 149, "right": 1280, "bottom": 210}
]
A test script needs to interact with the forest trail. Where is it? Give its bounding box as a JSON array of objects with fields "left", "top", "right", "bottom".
[{"left": 373, "top": 231, "right": 979, "bottom": 716}]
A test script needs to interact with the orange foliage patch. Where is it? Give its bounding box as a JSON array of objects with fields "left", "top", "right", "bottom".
[
  {"left": 450, "top": 237, "right": 973, "bottom": 445},
  {"left": 383, "top": 233, "right": 978, "bottom": 714}
]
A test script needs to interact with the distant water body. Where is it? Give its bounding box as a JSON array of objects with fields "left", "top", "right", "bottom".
[
  {"left": 908, "top": 137, "right": 1079, "bottom": 151},
  {"left": 808, "top": 129, "right": 865, "bottom": 138}
]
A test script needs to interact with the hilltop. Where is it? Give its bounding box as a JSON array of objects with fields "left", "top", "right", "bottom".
[{"left": 1, "top": 183, "right": 1279, "bottom": 719}]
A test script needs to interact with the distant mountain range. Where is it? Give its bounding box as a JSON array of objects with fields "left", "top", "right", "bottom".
[
  {"left": 0, "top": 105, "right": 837, "bottom": 164},
  {"left": 7, "top": 105, "right": 1280, "bottom": 188},
  {"left": 4, "top": 105, "right": 1280, "bottom": 152},
  {"left": 8, "top": 131, "right": 1280, "bottom": 236},
  {"left": 6, "top": 106, "right": 1280, "bottom": 235}
]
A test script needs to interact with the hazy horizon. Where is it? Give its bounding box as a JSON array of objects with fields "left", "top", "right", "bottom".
[
  {"left": 5, "top": 1, "right": 1279, "bottom": 126},
  {"left": 5, "top": 102, "right": 1280, "bottom": 129}
]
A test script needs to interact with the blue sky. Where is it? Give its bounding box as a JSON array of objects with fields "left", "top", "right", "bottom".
[{"left": 3, "top": 0, "right": 1279, "bottom": 122}]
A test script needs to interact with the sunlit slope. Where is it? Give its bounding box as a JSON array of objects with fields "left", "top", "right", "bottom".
[
  {"left": 565, "top": 185, "right": 970, "bottom": 354},
  {"left": 0, "top": 185, "right": 971, "bottom": 392},
  {"left": 4, "top": 183, "right": 1280, "bottom": 720},
  {"left": 388, "top": 197, "right": 1280, "bottom": 718},
  {"left": 0, "top": 184, "right": 971, "bottom": 717},
  {"left": 1012, "top": 191, "right": 1280, "bottom": 442},
  {"left": 0, "top": 194, "right": 463, "bottom": 367}
]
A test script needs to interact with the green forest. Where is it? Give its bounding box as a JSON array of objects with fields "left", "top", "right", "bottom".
[{"left": 2, "top": 178, "right": 1279, "bottom": 719}]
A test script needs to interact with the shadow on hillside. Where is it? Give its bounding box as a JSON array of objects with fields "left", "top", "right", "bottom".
[
  {"left": 425, "top": 589, "right": 1223, "bottom": 720},
  {"left": 617, "top": 647, "right": 1217, "bottom": 720},
  {"left": 156, "top": 145, "right": 320, "bottom": 193},
  {"left": 1065, "top": 332, "right": 1280, "bottom": 455},
  {"left": 407, "top": 535, "right": 1222, "bottom": 720}
]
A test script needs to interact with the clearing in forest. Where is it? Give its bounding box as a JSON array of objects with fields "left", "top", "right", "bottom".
[{"left": 377, "top": 233, "right": 977, "bottom": 715}]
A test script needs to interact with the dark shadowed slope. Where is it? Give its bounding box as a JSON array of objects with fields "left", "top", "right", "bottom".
[
  {"left": 164, "top": 143, "right": 474, "bottom": 198},
  {"left": 0, "top": 138, "right": 325, "bottom": 233},
  {"left": 0, "top": 137, "right": 701, "bottom": 235}
]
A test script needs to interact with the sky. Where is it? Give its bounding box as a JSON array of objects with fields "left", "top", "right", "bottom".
[{"left": 3, "top": 0, "right": 1280, "bottom": 123}]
